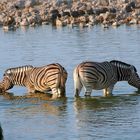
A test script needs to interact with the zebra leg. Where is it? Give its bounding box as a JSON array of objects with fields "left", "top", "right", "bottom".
[
  {"left": 84, "top": 86, "right": 92, "bottom": 97},
  {"left": 51, "top": 88, "right": 61, "bottom": 99},
  {"left": 26, "top": 85, "right": 36, "bottom": 93},
  {"left": 75, "top": 86, "right": 82, "bottom": 97},
  {"left": 103, "top": 85, "right": 114, "bottom": 96}
]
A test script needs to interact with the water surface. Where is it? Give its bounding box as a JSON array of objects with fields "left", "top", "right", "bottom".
[{"left": 0, "top": 25, "right": 140, "bottom": 140}]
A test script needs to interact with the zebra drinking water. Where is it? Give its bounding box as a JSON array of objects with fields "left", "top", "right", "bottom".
[
  {"left": 0, "top": 63, "right": 67, "bottom": 98},
  {"left": 73, "top": 60, "right": 140, "bottom": 97}
]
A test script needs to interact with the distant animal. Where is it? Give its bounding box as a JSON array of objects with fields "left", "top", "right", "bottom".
[
  {"left": 73, "top": 60, "right": 140, "bottom": 97},
  {"left": 0, "top": 63, "right": 67, "bottom": 98}
]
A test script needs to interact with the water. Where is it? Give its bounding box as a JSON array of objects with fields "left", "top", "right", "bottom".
[{"left": 0, "top": 25, "right": 140, "bottom": 140}]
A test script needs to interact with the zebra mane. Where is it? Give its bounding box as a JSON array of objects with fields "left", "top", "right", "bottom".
[
  {"left": 4, "top": 65, "right": 34, "bottom": 75},
  {"left": 110, "top": 60, "right": 137, "bottom": 72}
]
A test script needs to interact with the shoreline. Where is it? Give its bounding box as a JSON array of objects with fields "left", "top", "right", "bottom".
[{"left": 0, "top": 0, "right": 140, "bottom": 31}]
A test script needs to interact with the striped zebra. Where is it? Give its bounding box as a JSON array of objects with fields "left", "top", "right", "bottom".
[
  {"left": 73, "top": 60, "right": 140, "bottom": 97},
  {"left": 0, "top": 63, "right": 67, "bottom": 98}
]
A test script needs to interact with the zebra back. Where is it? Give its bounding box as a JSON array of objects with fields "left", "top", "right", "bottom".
[
  {"left": 110, "top": 60, "right": 140, "bottom": 89},
  {"left": 110, "top": 60, "right": 137, "bottom": 72},
  {"left": 110, "top": 60, "right": 138, "bottom": 81},
  {"left": 4, "top": 65, "right": 33, "bottom": 75}
]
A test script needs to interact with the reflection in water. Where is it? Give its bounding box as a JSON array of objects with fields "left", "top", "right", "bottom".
[
  {"left": 0, "top": 25, "right": 140, "bottom": 140},
  {"left": 0, "top": 92, "right": 67, "bottom": 117},
  {"left": 73, "top": 95, "right": 140, "bottom": 139},
  {"left": 0, "top": 92, "right": 69, "bottom": 140},
  {"left": 74, "top": 95, "right": 139, "bottom": 111}
]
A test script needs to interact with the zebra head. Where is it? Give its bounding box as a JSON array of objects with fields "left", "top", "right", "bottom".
[
  {"left": 0, "top": 76, "right": 13, "bottom": 92},
  {"left": 128, "top": 65, "right": 140, "bottom": 89}
]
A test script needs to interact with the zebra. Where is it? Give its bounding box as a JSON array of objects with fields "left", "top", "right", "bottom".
[
  {"left": 0, "top": 63, "right": 67, "bottom": 98},
  {"left": 73, "top": 60, "right": 140, "bottom": 97}
]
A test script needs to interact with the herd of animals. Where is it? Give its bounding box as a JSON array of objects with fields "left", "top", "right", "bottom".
[{"left": 0, "top": 60, "right": 140, "bottom": 99}]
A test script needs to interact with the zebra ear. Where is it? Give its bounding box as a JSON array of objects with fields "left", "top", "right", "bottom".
[
  {"left": 4, "top": 70, "right": 12, "bottom": 77},
  {"left": 130, "top": 65, "right": 137, "bottom": 73},
  {"left": 6, "top": 70, "right": 11, "bottom": 74}
]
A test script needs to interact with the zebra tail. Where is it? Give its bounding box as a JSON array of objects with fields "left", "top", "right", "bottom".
[
  {"left": 61, "top": 68, "right": 68, "bottom": 96},
  {"left": 73, "top": 65, "right": 82, "bottom": 97},
  {"left": 0, "top": 77, "right": 13, "bottom": 93}
]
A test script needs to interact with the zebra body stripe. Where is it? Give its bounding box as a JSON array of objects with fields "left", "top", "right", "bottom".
[
  {"left": 76, "top": 61, "right": 116, "bottom": 90},
  {"left": 0, "top": 63, "right": 67, "bottom": 98},
  {"left": 73, "top": 60, "right": 140, "bottom": 97}
]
